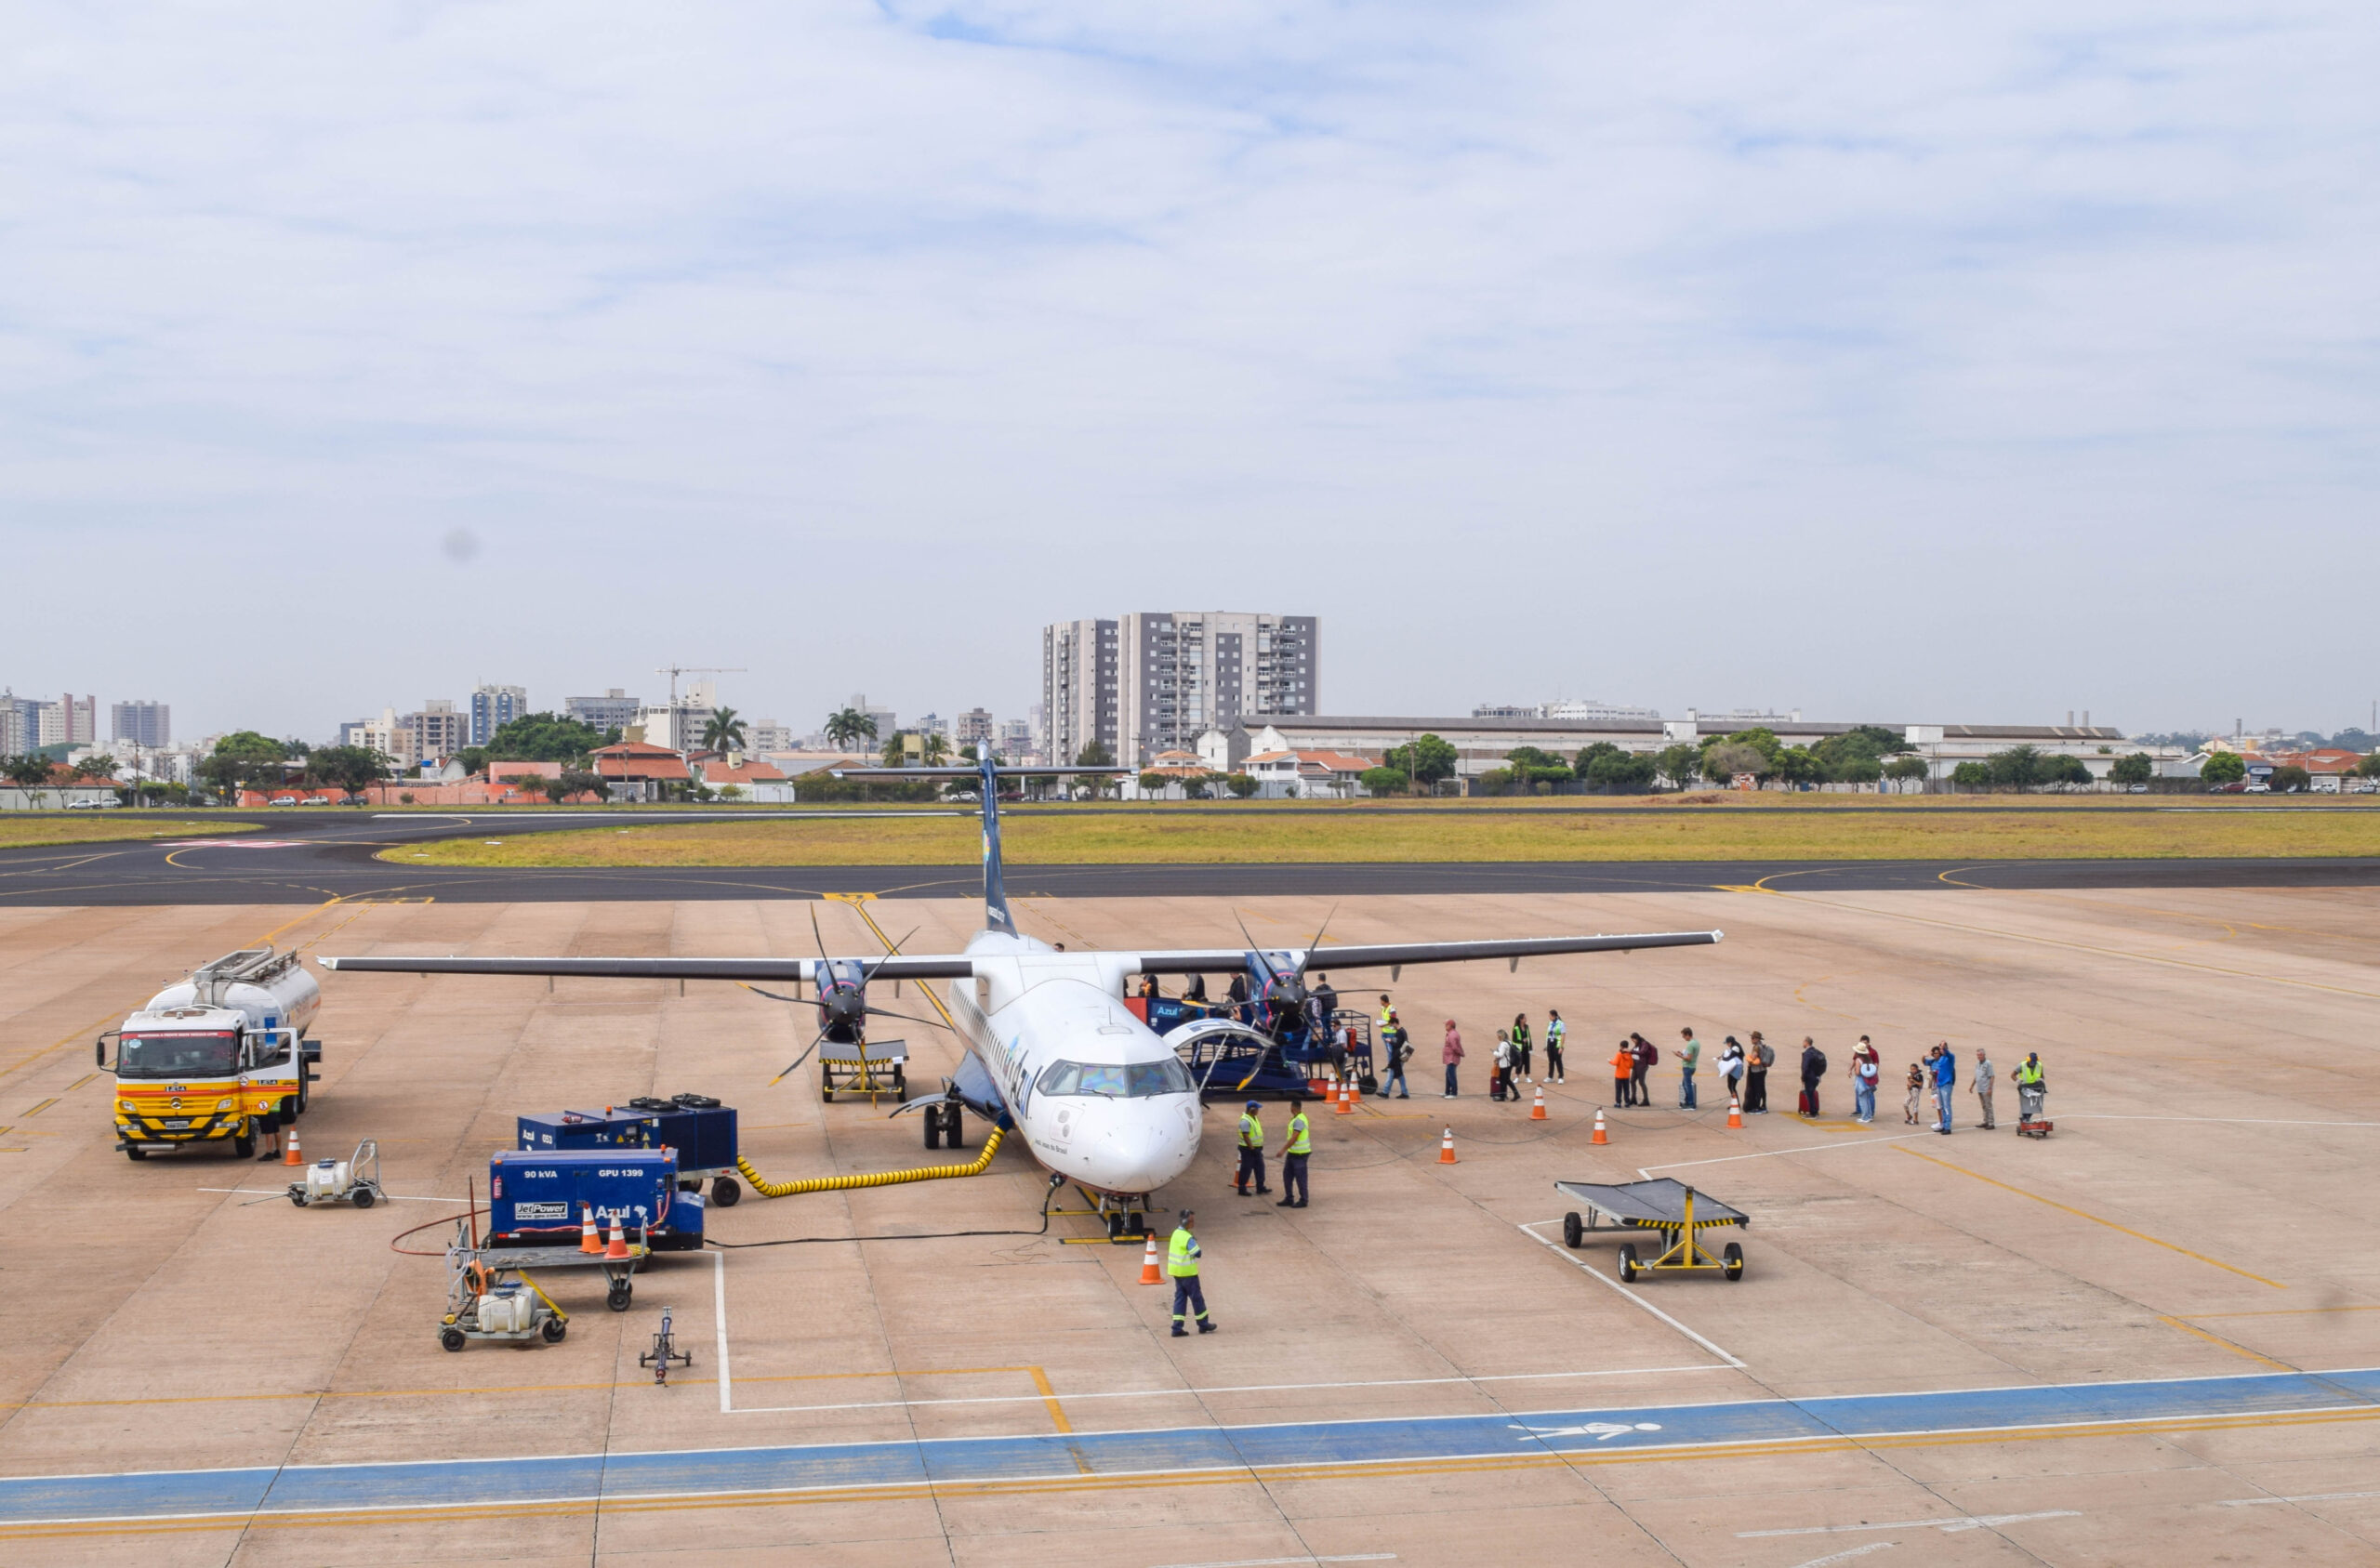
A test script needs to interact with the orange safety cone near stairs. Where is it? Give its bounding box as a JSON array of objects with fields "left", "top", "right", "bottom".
[
  {"left": 1437, "top": 1127, "right": 1458, "bottom": 1164},
  {"left": 1591, "top": 1109, "right": 1608, "bottom": 1145},
  {"left": 1727, "top": 1096, "right": 1744, "bottom": 1130},
  {"left": 1530, "top": 1085, "right": 1548, "bottom": 1120},
  {"left": 604, "top": 1215, "right": 629, "bottom": 1260},
  {"left": 579, "top": 1204, "right": 602, "bottom": 1254},
  {"left": 1139, "top": 1232, "right": 1162, "bottom": 1285},
  {"left": 283, "top": 1128, "right": 303, "bottom": 1167},
  {"left": 1334, "top": 1081, "right": 1353, "bottom": 1115}
]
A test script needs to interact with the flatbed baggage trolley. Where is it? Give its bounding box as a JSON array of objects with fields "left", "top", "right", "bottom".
[
  {"left": 443, "top": 1216, "right": 650, "bottom": 1325},
  {"left": 821, "top": 1038, "right": 907, "bottom": 1104},
  {"left": 1554, "top": 1177, "right": 1750, "bottom": 1283}
]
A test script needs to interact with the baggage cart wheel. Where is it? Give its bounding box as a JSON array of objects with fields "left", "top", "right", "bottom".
[
  {"left": 1562, "top": 1212, "right": 1583, "bottom": 1249},
  {"left": 711, "top": 1176, "right": 740, "bottom": 1207},
  {"left": 1723, "top": 1242, "right": 1744, "bottom": 1281},
  {"left": 607, "top": 1284, "right": 632, "bottom": 1312},
  {"left": 541, "top": 1316, "right": 567, "bottom": 1343},
  {"left": 352, "top": 1188, "right": 376, "bottom": 1210},
  {"left": 1616, "top": 1244, "right": 1639, "bottom": 1284},
  {"left": 289, "top": 1192, "right": 307, "bottom": 1207},
  {"left": 440, "top": 1326, "right": 467, "bottom": 1352}
]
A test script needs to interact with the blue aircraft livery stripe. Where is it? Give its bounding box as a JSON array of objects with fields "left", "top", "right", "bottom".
[{"left": 4, "top": 1367, "right": 2377, "bottom": 1526}]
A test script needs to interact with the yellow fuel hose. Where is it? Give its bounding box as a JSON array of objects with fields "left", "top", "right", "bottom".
[{"left": 735, "top": 1127, "right": 1006, "bottom": 1198}]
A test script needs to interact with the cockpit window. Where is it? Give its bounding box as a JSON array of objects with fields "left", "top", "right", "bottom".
[{"left": 1035, "top": 1057, "right": 1196, "bottom": 1098}]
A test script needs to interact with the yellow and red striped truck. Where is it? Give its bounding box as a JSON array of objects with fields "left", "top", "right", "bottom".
[{"left": 104, "top": 946, "right": 322, "bottom": 1160}]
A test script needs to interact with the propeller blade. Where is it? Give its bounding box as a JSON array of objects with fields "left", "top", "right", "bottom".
[
  {"left": 770, "top": 1028, "right": 831, "bottom": 1085},
  {"left": 1231, "top": 909, "right": 1279, "bottom": 982},
  {"left": 1294, "top": 903, "right": 1340, "bottom": 980},
  {"left": 860, "top": 927, "right": 922, "bottom": 983},
  {"left": 741, "top": 983, "right": 802, "bottom": 1005},
  {"left": 860, "top": 1007, "right": 950, "bottom": 1030}
]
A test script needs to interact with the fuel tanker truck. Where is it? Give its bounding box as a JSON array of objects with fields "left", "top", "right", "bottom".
[{"left": 102, "top": 946, "right": 323, "bottom": 1160}]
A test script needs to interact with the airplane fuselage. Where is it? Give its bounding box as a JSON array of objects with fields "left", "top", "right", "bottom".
[{"left": 946, "top": 929, "right": 1201, "bottom": 1198}]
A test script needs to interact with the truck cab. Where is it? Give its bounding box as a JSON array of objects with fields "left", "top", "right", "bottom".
[{"left": 106, "top": 947, "right": 322, "bottom": 1160}]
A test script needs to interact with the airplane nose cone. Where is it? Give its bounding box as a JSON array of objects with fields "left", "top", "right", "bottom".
[{"left": 1084, "top": 1103, "right": 1198, "bottom": 1193}]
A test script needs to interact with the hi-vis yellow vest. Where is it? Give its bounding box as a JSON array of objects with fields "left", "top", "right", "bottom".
[
  {"left": 1286, "top": 1112, "right": 1311, "bottom": 1154},
  {"left": 1168, "top": 1227, "right": 1200, "bottom": 1276},
  {"left": 1238, "top": 1112, "right": 1263, "bottom": 1148}
]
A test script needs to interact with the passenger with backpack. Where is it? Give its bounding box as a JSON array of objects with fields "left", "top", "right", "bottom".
[
  {"left": 1799, "top": 1037, "right": 1827, "bottom": 1117},
  {"left": 1745, "top": 1032, "right": 1774, "bottom": 1113},
  {"left": 1629, "top": 1033, "right": 1657, "bottom": 1107}
]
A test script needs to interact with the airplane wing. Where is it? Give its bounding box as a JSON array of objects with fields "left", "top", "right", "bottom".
[
  {"left": 315, "top": 955, "right": 975, "bottom": 981},
  {"left": 1129, "top": 930, "right": 1721, "bottom": 974}
]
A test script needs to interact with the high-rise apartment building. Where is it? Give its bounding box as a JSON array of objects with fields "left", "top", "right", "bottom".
[
  {"left": 1042, "top": 620, "right": 1119, "bottom": 766},
  {"left": 997, "top": 718, "right": 1033, "bottom": 762},
  {"left": 1042, "top": 613, "right": 1318, "bottom": 766},
  {"left": 112, "top": 700, "right": 171, "bottom": 748},
  {"left": 404, "top": 700, "right": 468, "bottom": 761},
  {"left": 1117, "top": 612, "right": 1316, "bottom": 765},
  {"left": 469, "top": 684, "right": 527, "bottom": 745},
  {"left": 566, "top": 690, "right": 641, "bottom": 733},
  {"left": 954, "top": 708, "right": 994, "bottom": 750}
]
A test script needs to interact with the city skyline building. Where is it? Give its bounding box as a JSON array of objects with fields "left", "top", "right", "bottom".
[
  {"left": 565, "top": 689, "right": 641, "bottom": 734},
  {"left": 1115, "top": 611, "right": 1317, "bottom": 766},
  {"left": 469, "top": 683, "right": 527, "bottom": 745},
  {"left": 112, "top": 700, "right": 171, "bottom": 748}
]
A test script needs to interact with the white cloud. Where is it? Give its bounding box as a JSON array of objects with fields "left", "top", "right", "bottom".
[{"left": 2, "top": 1, "right": 2373, "bottom": 735}]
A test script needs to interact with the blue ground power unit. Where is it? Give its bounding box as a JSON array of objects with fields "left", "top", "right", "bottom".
[
  {"left": 487, "top": 1149, "right": 706, "bottom": 1251},
  {"left": 517, "top": 1096, "right": 739, "bottom": 1177}
]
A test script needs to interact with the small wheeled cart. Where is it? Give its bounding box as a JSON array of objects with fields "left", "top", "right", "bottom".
[
  {"left": 439, "top": 1246, "right": 570, "bottom": 1351},
  {"left": 288, "top": 1139, "right": 384, "bottom": 1208},
  {"left": 1554, "top": 1177, "right": 1751, "bottom": 1284},
  {"left": 821, "top": 1039, "right": 907, "bottom": 1104},
  {"left": 2016, "top": 1082, "right": 2053, "bottom": 1139}
]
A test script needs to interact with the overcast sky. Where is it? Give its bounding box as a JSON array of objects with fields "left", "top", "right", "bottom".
[{"left": 6, "top": 2, "right": 2374, "bottom": 742}]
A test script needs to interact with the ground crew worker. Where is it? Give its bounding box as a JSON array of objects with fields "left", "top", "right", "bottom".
[
  {"left": 1167, "top": 1210, "right": 1216, "bottom": 1336},
  {"left": 1234, "top": 1100, "right": 1269, "bottom": 1195},
  {"left": 1544, "top": 1008, "right": 1567, "bottom": 1084},
  {"left": 1380, "top": 1011, "right": 1411, "bottom": 1098},
  {"left": 1278, "top": 1096, "right": 1311, "bottom": 1207},
  {"left": 2015, "top": 1051, "right": 2045, "bottom": 1128},
  {"left": 1512, "top": 1013, "right": 1533, "bottom": 1083}
]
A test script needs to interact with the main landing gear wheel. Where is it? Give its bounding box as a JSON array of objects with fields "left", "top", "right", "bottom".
[
  {"left": 440, "top": 1326, "right": 467, "bottom": 1352},
  {"left": 1562, "top": 1212, "right": 1584, "bottom": 1249},
  {"left": 924, "top": 1110, "right": 941, "bottom": 1151},
  {"left": 607, "top": 1283, "right": 633, "bottom": 1312},
  {"left": 1723, "top": 1242, "right": 1744, "bottom": 1281},
  {"left": 711, "top": 1176, "right": 741, "bottom": 1207},
  {"left": 1616, "top": 1244, "right": 1639, "bottom": 1284}
]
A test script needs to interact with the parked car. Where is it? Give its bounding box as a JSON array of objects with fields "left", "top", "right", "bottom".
[
  {"left": 302, "top": 796, "right": 332, "bottom": 805},
  {"left": 65, "top": 797, "right": 116, "bottom": 810},
  {"left": 2127, "top": 784, "right": 2149, "bottom": 793},
  {"left": 271, "top": 795, "right": 298, "bottom": 806}
]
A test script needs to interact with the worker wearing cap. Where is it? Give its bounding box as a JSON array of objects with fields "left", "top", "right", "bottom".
[
  {"left": 1278, "top": 1096, "right": 1311, "bottom": 1208},
  {"left": 1168, "top": 1209, "right": 1215, "bottom": 1336},
  {"left": 1234, "top": 1100, "right": 1269, "bottom": 1196}
]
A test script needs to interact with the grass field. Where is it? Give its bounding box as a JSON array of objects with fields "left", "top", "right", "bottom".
[
  {"left": 0, "top": 816, "right": 254, "bottom": 850},
  {"left": 392, "top": 803, "right": 2380, "bottom": 866}
]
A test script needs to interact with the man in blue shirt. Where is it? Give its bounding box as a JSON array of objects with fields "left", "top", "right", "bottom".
[{"left": 1930, "top": 1043, "right": 1957, "bottom": 1135}]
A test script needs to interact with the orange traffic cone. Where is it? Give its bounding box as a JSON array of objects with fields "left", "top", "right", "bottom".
[
  {"left": 1530, "top": 1085, "right": 1548, "bottom": 1120},
  {"left": 1727, "top": 1097, "right": 1743, "bottom": 1130},
  {"left": 1139, "top": 1232, "right": 1161, "bottom": 1285},
  {"left": 1344, "top": 1076, "right": 1360, "bottom": 1105},
  {"left": 1437, "top": 1127, "right": 1458, "bottom": 1164},
  {"left": 1334, "top": 1081, "right": 1353, "bottom": 1116},
  {"left": 1591, "top": 1109, "right": 1608, "bottom": 1145},
  {"left": 604, "top": 1215, "right": 629, "bottom": 1260},
  {"left": 283, "top": 1128, "right": 303, "bottom": 1167},
  {"left": 579, "top": 1204, "right": 602, "bottom": 1254}
]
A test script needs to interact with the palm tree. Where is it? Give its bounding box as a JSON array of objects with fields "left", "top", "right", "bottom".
[
  {"left": 701, "top": 706, "right": 747, "bottom": 755},
  {"left": 824, "top": 707, "right": 878, "bottom": 750},
  {"left": 921, "top": 730, "right": 949, "bottom": 766}
]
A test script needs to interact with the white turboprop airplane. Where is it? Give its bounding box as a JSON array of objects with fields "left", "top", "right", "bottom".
[{"left": 320, "top": 759, "right": 1720, "bottom": 1231}]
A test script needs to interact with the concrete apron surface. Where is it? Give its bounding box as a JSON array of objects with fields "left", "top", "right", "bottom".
[{"left": 1, "top": 884, "right": 2377, "bottom": 1565}]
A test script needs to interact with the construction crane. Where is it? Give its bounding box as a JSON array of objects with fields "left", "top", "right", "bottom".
[{"left": 654, "top": 665, "right": 747, "bottom": 751}]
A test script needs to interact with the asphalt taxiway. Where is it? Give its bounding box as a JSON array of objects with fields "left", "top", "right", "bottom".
[{"left": 3, "top": 810, "right": 2375, "bottom": 905}]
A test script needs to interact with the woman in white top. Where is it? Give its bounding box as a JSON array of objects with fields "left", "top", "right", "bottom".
[{"left": 1717, "top": 1036, "right": 1747, "bottom": 1105}]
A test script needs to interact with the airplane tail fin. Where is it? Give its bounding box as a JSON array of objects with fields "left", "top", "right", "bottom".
[{"left": 980, "top": 756, "right": 1014, "bottom": 934}]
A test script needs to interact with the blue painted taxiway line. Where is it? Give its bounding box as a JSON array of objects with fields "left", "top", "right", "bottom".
[{"left": 4, "top": 1367, "right": 2377, "bottom": 1527}]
